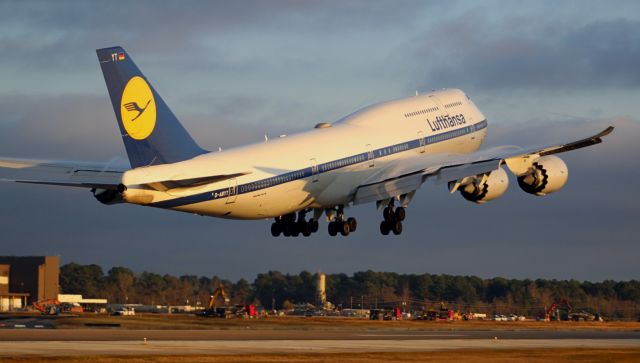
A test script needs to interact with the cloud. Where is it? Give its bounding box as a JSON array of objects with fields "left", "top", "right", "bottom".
[
  {"left": 0, "top": 1, "right": 429, "bottom": 70},
  {"left": 0, "top": 93, "right": 266, "bottom": 161},
  {"left": 416, "top": 17, "right": 640, "bottom": 91}
]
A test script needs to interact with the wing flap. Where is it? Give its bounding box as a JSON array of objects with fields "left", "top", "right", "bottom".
[
  {"left": 431, "top": 159, "right": 502, "bottom": 184},
  {"left": 354, "top": 172, "right": 422, "bottom": 205}
]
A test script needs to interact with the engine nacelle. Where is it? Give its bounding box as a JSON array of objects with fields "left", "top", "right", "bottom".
[
  {"left": 459, "top": 166, "right": 509, "bottom": 204},
  {"left": 92, "top": 188, "right": 124, "bottom": 205},
  {"left": 517, "top": 155, "right": 568, "bottom": 196}
]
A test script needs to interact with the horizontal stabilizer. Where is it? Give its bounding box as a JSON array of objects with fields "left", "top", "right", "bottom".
[{"left": 0, "top": 158, "right": 126, "bottom": 190}]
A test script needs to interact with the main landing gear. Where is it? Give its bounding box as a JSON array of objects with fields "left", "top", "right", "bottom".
[
  {"left": 327, "top": 205, "right": 357, "bottom": 237},
  {"left": 379, "top": 202, "right": 405, "bottom": 235},
  {"left": 270, "top": 210, "right": 319, "bottom": 237}
]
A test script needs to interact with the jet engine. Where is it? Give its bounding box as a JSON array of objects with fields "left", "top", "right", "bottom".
[
  {"left": 516, "top": 155, "right": 568, "bottom": 196},
  {"left": 92, "top": 188, "right": 124, "bottom": 205},
  {"left": 458, "top": 166, "right": 509, "bottom": 204}
]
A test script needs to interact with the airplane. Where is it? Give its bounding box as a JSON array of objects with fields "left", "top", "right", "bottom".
[{"left": 0, "top": 46, "right": 614, "bottom": 237}]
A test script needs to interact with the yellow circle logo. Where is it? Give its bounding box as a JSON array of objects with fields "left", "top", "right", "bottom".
[{"left": 120, "top": 76, "right": 157, "bottom": 140}]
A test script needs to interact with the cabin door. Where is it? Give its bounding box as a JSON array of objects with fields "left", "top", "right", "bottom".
[{"left": 226, "top": 178, "right": 238, "bottom": 204}]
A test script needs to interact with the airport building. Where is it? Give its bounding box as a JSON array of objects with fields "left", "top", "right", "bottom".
[
  {"left": 0, "top": 256, "right": 59, "bottom": 310},
  {"left": 0, "top": 264, "right": 29, "bottom": 311}
]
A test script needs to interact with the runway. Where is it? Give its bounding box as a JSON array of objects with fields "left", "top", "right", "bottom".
[
  {"left": 0, "top": 338, "right": 639, "bottom": 356},
  {"left": 1, "top": 328, "right": 640, "bottom": 341},
  {"left": 0, "top": 329, "right": 639, "bottom": 357}
]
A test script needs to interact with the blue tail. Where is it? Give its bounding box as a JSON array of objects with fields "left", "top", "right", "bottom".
[{"left": 97, "top": 46, "right": 206, "bottom": 168}]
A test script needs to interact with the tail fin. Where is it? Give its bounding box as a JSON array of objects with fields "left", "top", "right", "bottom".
[{"left": 96, "top": 46, "right": 206, "bottom": 168}]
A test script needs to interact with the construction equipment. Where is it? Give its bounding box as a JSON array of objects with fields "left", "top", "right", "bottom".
[
  {"left": 33, "top": 299, "right": 61, "bottom": 315},
  {"left": 420, "top": 302, "right": 462, "bottom": 321},
  {"left": 197, "top": 283, "right": 232, "bottom": 318},
  {"left": 545, "top": 299, "right": 572, "bottom": 321},
  {"left": 32, "top": 299, "right": 84, "bottom": 315}
]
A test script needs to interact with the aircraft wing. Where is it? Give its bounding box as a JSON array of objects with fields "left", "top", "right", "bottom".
[
  {"left": 353, "top": 126, "right": 613, "bottom": 205},
  {"left": 0, "top": 158, "right": 127, "bottom": 190}
]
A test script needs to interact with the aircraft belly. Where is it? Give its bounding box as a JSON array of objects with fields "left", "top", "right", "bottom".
[
  {"left": 247, "top": 180, "right": 314, "bottom": 217},
  {"left": 313, "top": 165, "right": 376, "bottom": 207}
]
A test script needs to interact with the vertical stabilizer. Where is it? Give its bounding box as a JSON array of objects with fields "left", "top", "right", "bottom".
[{"left": 97, "top": 46, "right": 206, "bottom": 168}]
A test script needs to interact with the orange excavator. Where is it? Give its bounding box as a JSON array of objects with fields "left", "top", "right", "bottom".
[
  {"left": 33, "top": 299, "right": 61, "bottom": 315},
  {"left": 32, "top": 299, "right": 83, "bottom": 315},
  {"left": 197, "top": 283, "right": 232, "bottom": 318},
  {"left": 545, "top": 299, "right": 572, "bottom": 321}
]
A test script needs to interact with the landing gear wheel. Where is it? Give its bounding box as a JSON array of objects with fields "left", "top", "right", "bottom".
[
  {"left": 392, "top": 221, "right": 403, "bottom": 235},
  {"left": 270, "top": 223, "right": 282, "bottom": 237},
  {"left": 301, "top": 222, "right": 312, "bottom": 237},
  {"left": 339, "top": 222, "right": 351, "bottom": 236},
  {"left": 383, "top": 206, "right": 394, "bottom": 222},
  {"left": 395, "top": 207, "right": 406, "bottom": 221},
  {"left": 380, "top": 221, "right": 390, "bottom": 235},
  {"left": 347, "top": 217, "right": 357, "bottom": 232},
  {"left": 328, "top": 222, "right": 338, "bottom": 236},
  {"left": 282, "top": 224, "right": 291, "bottom": 237},
  {"left": 291, "top": 223, "right": 300, "bottom": 237},
  {"left": 311, "top": 220, "right": 319, "bottom": 233}
]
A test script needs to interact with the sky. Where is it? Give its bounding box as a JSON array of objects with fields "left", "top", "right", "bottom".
[{"left": 0, "top": 0, "right": 639, "bottom": 282}]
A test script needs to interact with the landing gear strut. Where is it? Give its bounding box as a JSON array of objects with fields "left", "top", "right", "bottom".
[
  {"left": 379, "top": 201, "right": 405, "bottom": 235},
  {"left": 327, "top": 206, "right": 357, "bottom": 237},
  {"left": 270, "top": 210, "right": 319, "bottom": 237}
]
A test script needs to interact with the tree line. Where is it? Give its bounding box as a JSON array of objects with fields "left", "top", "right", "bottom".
[{"left": 60, "top": 263, "right": 640, "bottom": 319}]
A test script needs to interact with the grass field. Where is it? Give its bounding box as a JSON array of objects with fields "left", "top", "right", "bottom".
[
  {"left": 50, "top": 313, "right": 640, "bottom": 331},
  {"left": 2, "top": 349, "right": 640, "bottom": 362}
]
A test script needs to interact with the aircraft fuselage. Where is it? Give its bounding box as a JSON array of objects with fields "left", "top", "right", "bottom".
[{"left": 121, "top": 88, "right": 487, "bottom": 219}]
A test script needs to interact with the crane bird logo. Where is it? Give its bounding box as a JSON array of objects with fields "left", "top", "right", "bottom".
[
  {"left": 120, "top": 76, "right": 157, "bottom": 140},
  {"left": 123, "top": 100, "right": 151, "bottom": 121}
]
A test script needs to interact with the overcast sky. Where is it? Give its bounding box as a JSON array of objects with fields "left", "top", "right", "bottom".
[{"left": 0, "top": 1, "right": 638, "bottom": 282}]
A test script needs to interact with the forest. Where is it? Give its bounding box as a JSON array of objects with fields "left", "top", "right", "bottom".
[{"left": 60, "top": 263, "right": 640, "bottom": 319}]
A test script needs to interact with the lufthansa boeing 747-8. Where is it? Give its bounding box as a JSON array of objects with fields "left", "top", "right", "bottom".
[{"left": 0, "top": 47, "right": 613, "bottom": 237}]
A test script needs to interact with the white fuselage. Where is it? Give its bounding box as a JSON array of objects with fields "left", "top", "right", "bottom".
[{"left": 120, "top": 89, "right": 488, "bottom": 219}]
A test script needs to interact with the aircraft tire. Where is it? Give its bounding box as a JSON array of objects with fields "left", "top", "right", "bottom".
[
  {"left": 392, "top": 221, "right": 403, "bottom": 235},
  {"left": 270, "top": 223, "right": 282, "bottom": 237},
  {"left": 340, "top": 222, "right": 351, "bottom": 236},
  {"left": 380, "top": 221, "right": 390, "bottom": 235},
  {"left": 395, "top": 207, "right": 406, "bottom": 221},
  {"left": 328, "top": 222, "right": 338, "bottom": 236},
  {"left": 301, "top": 221, "right": 312, "bottom": 237},
  {"left": 311, "top": 220, "right": 319, "bottom": 233},
  {"left": 282, "top": 224, "right": 292, "bottom": 237},
  {"left": 347, "top": 217, "right": 357, "bottom": 232},
  {"left": 291, "top": 223, "right": 300, "bottom": 237},
  {"left": 383, "top": 206, "right": 394, "bottom": 222}
]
